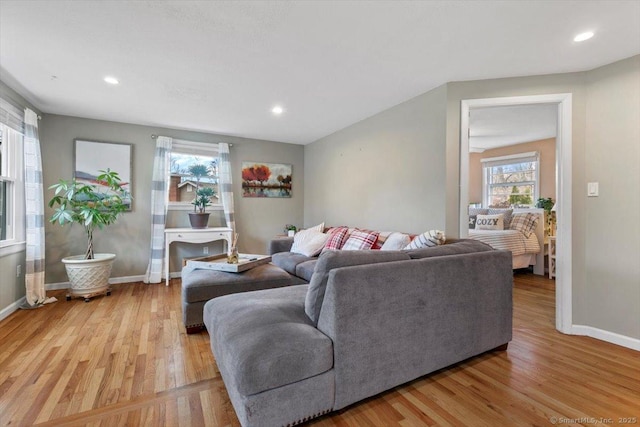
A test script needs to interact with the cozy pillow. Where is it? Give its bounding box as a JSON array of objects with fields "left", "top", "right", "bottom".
[
  {"left": 488, "top": 208, "right": 513, "bottom": 229},
  {"left": 290, "top": 229, "right": 329, "bottom": 257},
  {"left": 305, "top": 250, "right": 411, "bottom": 325},
  {"left": 322, "top": 226, "right": 349, "bottom": 252},
  {"left": 476, "top": 214, "right": 504, "bottom": 230},
  {"left": 469, "top": 215, "right": 478, "bottom": 229},
  {"left": 341, "top": 230, "right": 379, "bottom": 250},
  {"left": 404, "top": 230, "right": 446, "bottom": 249},
  {"left": 510, "top": 212, "right": 539, "bottom": 237},
  {"left": 380, "top": 232, "right": 411, "bottom": 250}
]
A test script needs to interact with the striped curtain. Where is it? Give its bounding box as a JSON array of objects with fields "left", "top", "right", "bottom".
[
  {"left": 144, "top": 136, "right": 172, "bottom": 283},
  {"left": 22, "top": 108, "right": 56, "bottom": 308},
  {"left": 219, "top": 143, "right": 235, "bottom": 233}
]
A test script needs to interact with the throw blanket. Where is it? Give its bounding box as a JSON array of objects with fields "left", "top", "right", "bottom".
[{"left": 468, "top": 229, "right": 540, "bottom": 256}]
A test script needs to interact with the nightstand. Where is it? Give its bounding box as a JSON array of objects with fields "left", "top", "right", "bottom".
[{"left": 548, "top": 236, "right": 556, "bottom": 279}]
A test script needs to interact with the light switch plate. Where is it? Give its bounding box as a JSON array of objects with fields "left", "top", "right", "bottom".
[{"left": 587, "top": 182, "right": 599, "bottom": 197}]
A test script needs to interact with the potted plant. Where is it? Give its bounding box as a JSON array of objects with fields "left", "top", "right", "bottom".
[
  {"left": 284, "top": 224, "right": 297, "bottom": 237},
  {"left": 48, "top": 169, "right": 130, "bottom": 302},
  {"left": 536, "top": 197, "right": 555, "bottom": 235},
  {"left": 189, "top": 187, "right": 216, "bottom": 228},
  {"left": 187, "top": 163, "right": 215, "bottom": 228}
]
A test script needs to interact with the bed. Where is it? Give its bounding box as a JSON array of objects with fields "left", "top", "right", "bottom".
[{"left": 468, "top": 208, "right": 545, "bottom": 275}]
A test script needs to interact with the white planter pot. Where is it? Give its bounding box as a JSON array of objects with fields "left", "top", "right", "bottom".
[{"left": 62, "top": 253, "right": 116, "bottom": 299}]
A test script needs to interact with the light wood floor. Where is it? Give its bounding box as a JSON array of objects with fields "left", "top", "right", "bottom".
[{"left": 1, "top": 273, "right": 638, "bottom": 426}]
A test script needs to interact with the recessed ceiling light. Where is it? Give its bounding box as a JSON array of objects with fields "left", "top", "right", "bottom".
[
  {"left": 104, "top": 76, "right": 119, "bottom": 85},
  {"left": 271, "top": 106, "right": 284, "bottom": 115},
  {"left": 573, "top": 31, "right": 594, "bottom": 42}
]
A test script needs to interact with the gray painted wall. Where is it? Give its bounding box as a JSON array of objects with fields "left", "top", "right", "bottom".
[
  {"left": 0, "top": 80, "right": 40, "bottom": 313},
  {"left": 304, "top": 84, "right": 447, "bottom": 233},
  {"left": 584, "top": 56, "right": 640, "bottom": 339},
  {"left": 40, "top": 114, "right": 304, "bottom": 283}
]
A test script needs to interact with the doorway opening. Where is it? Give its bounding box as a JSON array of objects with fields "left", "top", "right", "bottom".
[{"left": 459, "top": 94, "right": 572, "bottom": 334}]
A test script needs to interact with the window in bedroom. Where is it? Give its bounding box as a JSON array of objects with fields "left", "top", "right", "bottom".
[
  {"left": 482, "top": 152, "right": 539, "bottom": 208},
  {"left": 168, "top": 140, "right": 221, "bottom": 210}
]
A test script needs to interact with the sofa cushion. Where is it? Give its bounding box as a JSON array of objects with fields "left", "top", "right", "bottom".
[
  {"left": 272, "top": 252, "right": 314, "bottom": 276},
  {"left": 404, "top": 239, "right": 494, "bottom": 259},
  {"left": 305, "top": 250, "right": 411, "bottom": 325},
  {"left": 295, "top": 259, "right": 317, "bottom": 282},
  {"left": 181, "top": 263, "right": 297, "bottom": 304},
  {"left": 342, "top": 230, "right": 379, "bottom": 250},
  {"left": 204, "top": 285, "right": 333, "bottom": 396}
]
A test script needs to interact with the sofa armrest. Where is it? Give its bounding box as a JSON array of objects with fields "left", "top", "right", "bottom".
[
  {"left": 316, "top": 250, "right": 513, "bottom": 410},
  {"left": 268, "top": 237, "right": 294, "bottom": 255}
]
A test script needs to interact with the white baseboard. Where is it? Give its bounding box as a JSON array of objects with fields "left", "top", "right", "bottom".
[
  {"left": 571, "top": 324, "right": 640, "bottom": 351},
  {"left": 0, "top": 297, "right": 26, "bottom": 322}
]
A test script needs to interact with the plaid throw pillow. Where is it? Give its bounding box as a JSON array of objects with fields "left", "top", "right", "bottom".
[
  {"left": 322, "top": 226, "right": 350, "bottom": 252},
  {"left": 509, "top": 213, "right": 539, "bottom": 238},
  {"left": 342, "top": 230, "right": 379, "bottom": 250}
]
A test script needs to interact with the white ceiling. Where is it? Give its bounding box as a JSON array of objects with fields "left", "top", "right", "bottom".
[
  {"left": 1, "top": 1, "right": 639, "bottom": 145},
  {"left": 469, "top": 104, "right": 558, "bottom": 152}
]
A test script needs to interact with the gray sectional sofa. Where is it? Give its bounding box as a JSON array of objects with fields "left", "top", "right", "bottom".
[{"left": 203, "top": 239, "right": 513, "bottom": 426}]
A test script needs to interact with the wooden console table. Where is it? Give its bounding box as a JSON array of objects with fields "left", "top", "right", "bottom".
[{"left": 164, "top": 227, "right": 233, "bottom": 286}]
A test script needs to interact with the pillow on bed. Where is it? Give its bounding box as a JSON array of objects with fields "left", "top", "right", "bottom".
[
  {"left": 469, "top": 215, "right": 478, "bottom": 229},
  {"left": 476, "top": 214, "right": 504, "bottom": 230},
  {"left": 469, "top": 208, "right": 489, "bottom": 216},
  {"left": 488, "top": 208, "right": 513, "bottom": 229},
  {"left": 509, "top": 212, "right": 539, "bottom": 238}
]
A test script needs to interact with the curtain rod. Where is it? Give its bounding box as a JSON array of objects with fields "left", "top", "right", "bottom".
[
  {"left": 1, "top": 93, "right": 42, "bottom": 120},
  {"left": 151, "top": 134, "right": 232, "bottom": 147}
]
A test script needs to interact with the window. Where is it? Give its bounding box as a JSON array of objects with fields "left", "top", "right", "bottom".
[
  {"left": 482, "top": 152, "right": 539, "bottom": 208},
  {"left": 168, "top": 140, "right": 220, "bottom": 210},
  {"left": 0, "top": 123, "right": 25, "bottom": 248}
]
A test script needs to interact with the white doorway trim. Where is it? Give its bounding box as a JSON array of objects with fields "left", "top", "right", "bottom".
[{"left": 459, "top": 93, "right": 573, "bottom": 334}]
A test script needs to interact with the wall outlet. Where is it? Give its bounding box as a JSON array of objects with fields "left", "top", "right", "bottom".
[
  {"left": 203, "top": 246, "right": 209, "bottom": 255},
  {"left": 16, "top": 264, "right": 21, "bottom": 277}
]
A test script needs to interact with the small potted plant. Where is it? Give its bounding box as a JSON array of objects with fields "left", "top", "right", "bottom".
[
  {"left": 48, "top": 169, "right": 130, "bottom": 301},
  {"left": 189, "top": 187, "right": 216, "bottom": 228},
  {"left": 284, "top": 224, "right": 297, "bottom": 237},
  {"left": 536, "top": 197, "right": 555, "bottom": 235}
]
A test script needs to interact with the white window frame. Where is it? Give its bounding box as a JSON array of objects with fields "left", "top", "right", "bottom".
[
  {"left": 0, "top": 123, "right": 26, "bottom": 256},
  {"left": 481, "top": 151, "right": 540, "bottom": 208},
  {"left": 168, "top": 140, "right": 222, "bottom": 211}
]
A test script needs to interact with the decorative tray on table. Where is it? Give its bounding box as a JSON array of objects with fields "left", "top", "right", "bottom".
[{"left": 186, "top": 253, "right": 271, "bottom": 273}]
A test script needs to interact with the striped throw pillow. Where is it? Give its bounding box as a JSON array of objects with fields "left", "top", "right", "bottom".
[{"left": 404, "top": 230, "right": 446, "bottom": 249}]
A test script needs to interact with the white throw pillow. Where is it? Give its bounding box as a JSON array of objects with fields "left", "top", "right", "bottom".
[
  {"left": 404, "top": 230, "right": 446, "bottom": 249},
  {"left": 380, "top": 232, "right": 411, "bottom": 250},
  {"left": 476, "top": 214, "right": 504, "bottom": 230},
  {"left": 290, "top": 229, "right": 329, "bottom": 257},
  {"left": 306, "top": 222, "right": 325, "bottom": 233}
]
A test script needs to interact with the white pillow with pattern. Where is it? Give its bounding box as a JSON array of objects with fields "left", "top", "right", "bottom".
[{"left": 404, "top": 230, "right": 446, "bottom": 249}]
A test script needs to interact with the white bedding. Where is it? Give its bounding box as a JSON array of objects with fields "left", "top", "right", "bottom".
[{"left": 468, "top": 229, "right": 540, "bottom": 257}]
